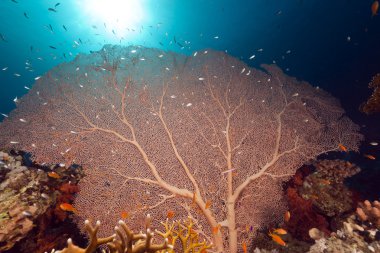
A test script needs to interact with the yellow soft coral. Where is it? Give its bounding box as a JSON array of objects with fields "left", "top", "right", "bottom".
[{"left": 156, "top": 218, "right": 212, "bottom": 253}]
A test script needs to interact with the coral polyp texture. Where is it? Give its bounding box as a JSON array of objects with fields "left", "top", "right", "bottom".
[{"left": 0, "top": 45, "right": 362, "bottom": 253}]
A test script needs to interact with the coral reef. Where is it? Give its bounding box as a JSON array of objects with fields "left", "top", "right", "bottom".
[
  {"left": 360, "top": 73, "right": 380, "bottom": 114},
  {"left": 0, "top": 150, "right": 84, "bottom": 253},
  {"left": 299, "top": 160, "right": 361, "bottom": 217},
  {"left": 284, "top": 159, "right": 361, "bottom": 242},
  {"left": 52, "top": 215, "right": 211, "bottom": 253},
  {"left": 0, "top": 45, "right": 362, "bottom": 253},
  {"left": 308, "top": 214, "right": 380, "bottom": 253}
]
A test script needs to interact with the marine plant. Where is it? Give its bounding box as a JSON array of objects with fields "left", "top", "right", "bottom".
[{"left": 0, "top": 46, "right": 362, "bottom": 252}]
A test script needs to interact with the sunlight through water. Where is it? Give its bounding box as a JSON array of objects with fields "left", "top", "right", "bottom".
[{"left": 78, "top": 0, "right": 145, "bottom": 37}]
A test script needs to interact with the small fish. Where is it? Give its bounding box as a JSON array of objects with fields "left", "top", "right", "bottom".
[
  {"left": 131, "top": 49, "right": 137, "bottom": 53},
  {"left": 2, "top": 67, "right": 8, "bottom": 71},
  {"left": 55, "top": 2, "right": 60, "bottom": 8},
  {"left": 49, "top": 45, "right": 57, "bottom": 49},
  {"left": 48, "top": 171, "right": 61, "bottom": 179},
  {"left": 170, "top": 95, "right": 176, "bottom": 98},
  {"left": 193, "top": 51, "right": 198, "bottom": 57},
  {"left": 268, "top": 232, "right": 286, "bottom": 246},
  {"left": 242, "top": 241, "right": 247, "bottom": 253},
  {"left": 60, "top": 203, "right": 77, "bottom": 213},
  {"left": 63, "top": 25, "right": 67, "bottom": 31},
  {"left": 10, "top": 141, "right": 19, "bottom": 144},
  {"left": 48, "top": 8, "right": 57, "bottom": 12},
  {"left": 167, "top": 210, "right": 175, "bottom": 219},
  {"left": 34, "top": 76, "right": 41, "bottom": 80},
  {"left": 192, "top": 191, "right": 197, "bottom": 204},
  {"left": 158, "top": 54, "right": 164, "bottom": 58},
  {"left": 364, "top": 154, "right": 376, "bottom": 160},
  {"left": 214, "top": 36, "right": 219, "bottom": 39},
  {"left": 19, "top": 118, "right": 27, "bottom": 122},
  {"left": 198, "top": 77, "right": 205, "bottom": 81},
  {"left": 372, "top": 1, "right": 379, "bottom": 16},
  {"left": 284, "top": 211, "right": 290, "bottom": 222},
  {"left": 221, "top": 168, "right": 236, "bottom": 174},
  {"left": 273, "top": 228, "right": 287, "bottom": 235},
  {"left": 14, "top": 73, "right": 21, "bottom": 77},
  {"left": 11, "top": 0, "right": 18, "bottom": 3},
  {"left": 338, "top": 144, "right": 348, "bottom": 152},
  {"left": 369, "top": 142, "right": 378, "bottom": 146},
  {"left": 1, "top": 113, "right": 8, "bottom": 117},
  {"left": 319, "top": 179, "right": 331, "bottom": 185},
  {"left": 121, "top": 211, "right": 128, "bottom": 219},
  {"left": 212, "top": 224, "right": 221, "bottom": 234},
  {"left": 249, "top": 54, "right": 255, "bottom": 59},
  {"left": 22, "top": 211, "right": 32, "bottom": 217},
  {"left": 13, "top": 97, "right": 19, "bottom": 103},
  {"left": 205, "top": 200, "right": 212, "bottom": 209},
  {"left": 24, "top": 12, "right": 29, "bottom": 19},
  {"left": 186, "top": 103, "right": 192, "bottom": 107},
  {"left": 292, "top": 93, "right": 299, "bottom": 97},
  {"left": 0, "top": 33, "right": 7, "bottom": 42},
  {"left": 258, "top": 48, "right": 263, "bottom": 52}
]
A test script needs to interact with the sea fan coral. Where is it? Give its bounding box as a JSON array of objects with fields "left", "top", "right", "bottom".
[{"left": 0, "top": 45, "right": 362, "bottom": 253}]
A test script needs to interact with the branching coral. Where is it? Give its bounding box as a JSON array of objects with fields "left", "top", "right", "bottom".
[
  {"left": 53, "top": 215, "right": 212, "bottom": 253},
  {"left": 360, "top": 73, "right": 380, "bottom": 114},
  {"left": 156, "top": 218, "right": 212, "bottom": 253}
]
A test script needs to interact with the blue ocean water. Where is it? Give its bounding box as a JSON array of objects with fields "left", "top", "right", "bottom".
[{"left": 0, "top": 0, "right": 379, "bottom": 195}]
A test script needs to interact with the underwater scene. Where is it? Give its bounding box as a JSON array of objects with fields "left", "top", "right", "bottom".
[{"left": 0, "top": 1, "right": 380, "bottom": 253}]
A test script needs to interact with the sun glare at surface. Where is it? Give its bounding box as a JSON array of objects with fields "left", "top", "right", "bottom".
[{"left": 79, "top": 0, "right": 145, "bottom": 37}]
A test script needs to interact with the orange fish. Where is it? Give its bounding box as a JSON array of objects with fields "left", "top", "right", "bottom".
[
  {"left": 338, "top": 144, "right": 348, "bottom": 152},
  {"left": 268, "top": 232, "right": 286, "bottom": 246},
  {"left": 192, "top": 191, "right": 197, "bottom": 204},
  {"left": 372, "top": 1, "right": 379, "bottom": 16},
  {"left": 273, "top": 228, "right": 287, "bottom": 235},
  {"left": 284, "top": 211, "right": 291, "bottom": 222},
  {"left": 205, "top": 200, "right": 212, "bottom": 209},
  {"left": 48, "top": 171, "right": 61, "bottom": 179},
  {"left": 200, "top": 249, "right": 207, "bottom": 253},
  {"left": 319, "top": 179, "right": 331, "bottom": 185},
  {"left": 60, "top": 203, "right": 77, "bottom": 213},
  {"left": 310, "top": 194, "right": 319, "bottom": 200},
  {"left": 167, "top": 210, "right": 175, "bottom": 219},
  {"left": 212, "top": 224, "right": 221, "bottom": 234},
  {"left": 121, "top": 211, "right": 129, "bottom": 219},
  {"left": 242, "top": 241, "right": 247, "bottom": 253},
  {"left": 364, "top": 154, "right": 376, "bottom": 160}
]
